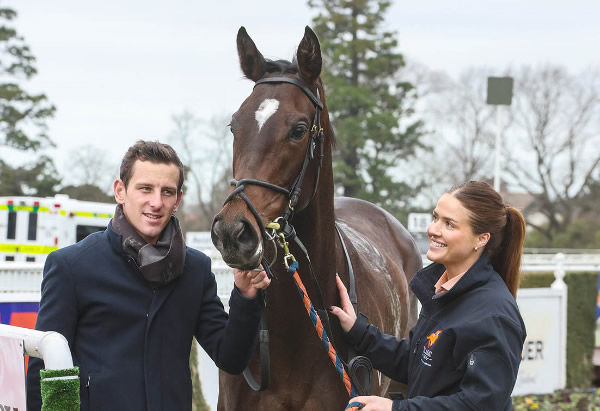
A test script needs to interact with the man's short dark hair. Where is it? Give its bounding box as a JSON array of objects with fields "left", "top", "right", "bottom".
[{"left": 120, "top": 140, "right": 185, "bottom": 192}]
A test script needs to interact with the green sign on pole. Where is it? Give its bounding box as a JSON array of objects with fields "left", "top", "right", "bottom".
[{"left": 487, "top": 77, "right": 513, "bottom": 106}]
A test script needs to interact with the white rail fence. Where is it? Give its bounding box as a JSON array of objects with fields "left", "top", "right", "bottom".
[
  {"left": 2, "top": 252, "right": 599, "bottom": 298},
  {"left": 1, "top": 251, "right": 599, "bottom": 403},
  {"left": 0, "top": 249, "right": 235, "bottom": 300}
]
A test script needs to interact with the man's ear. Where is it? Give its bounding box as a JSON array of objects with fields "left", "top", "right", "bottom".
[
  {"left": 172, "top": 191, "right": 183, "bottom": 213},
  {"left": 114, "top": 179, "right": 126, "bottom": 204}
]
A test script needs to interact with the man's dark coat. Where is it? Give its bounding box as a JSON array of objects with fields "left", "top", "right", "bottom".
[{"left": 27, "top": 224, "right": 263, "bottom": 410}]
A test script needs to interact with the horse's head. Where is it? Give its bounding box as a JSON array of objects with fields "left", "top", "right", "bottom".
[{"left": 211, "top": 26, "right": 331, "bottom": 270}]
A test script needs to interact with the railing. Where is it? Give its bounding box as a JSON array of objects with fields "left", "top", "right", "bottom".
[
  {"left": 0, "top": 324, "right": 79, "bottom": 410},
  {"left": 2, "top": 253, "right": 599, "bottom": 300},
  {"left": 0, "top": 255, "right": 236, "bottom": 300},
  {"left": 521, "top": 252, "right": 600, "bottom": 271},
  {"left": 0, "top": 324, "right": 73, "bottom": 369}
]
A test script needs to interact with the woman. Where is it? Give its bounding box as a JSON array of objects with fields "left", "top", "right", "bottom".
[{"left": 330, "top": 181, "right": 526, "bottom": 410}]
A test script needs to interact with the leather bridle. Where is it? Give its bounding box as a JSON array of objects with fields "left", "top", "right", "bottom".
[
  {"left": 222, "top": 76, "right": 325, "bottom": 275},
  {"left": 224, "top": 76, "right": 324, "bottom": 226},
  {"left": 221, "top": 75, "right": 326, "bottom": 391}
]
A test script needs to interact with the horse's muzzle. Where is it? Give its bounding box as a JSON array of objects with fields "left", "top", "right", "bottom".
[{"left": 211, "top": 215, "right": 263, "bottom": 270}]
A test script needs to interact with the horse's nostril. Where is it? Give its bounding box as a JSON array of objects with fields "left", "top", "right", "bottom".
[
  {"left": 211, "top": 217, "right": 225, "bottom": 248},
  {"left": 237, "top": 220, "right": 256, "bottom": 246},
  {"left": 231, "top": 220, "right": 246, "bottom": 242},
  {"left": 231, "top": 220, "right": 256, "bottom": 247}
]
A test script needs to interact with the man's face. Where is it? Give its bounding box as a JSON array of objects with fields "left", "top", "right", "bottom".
[{"left": 114, "top": 160, "right": 182, "bottom": 244}]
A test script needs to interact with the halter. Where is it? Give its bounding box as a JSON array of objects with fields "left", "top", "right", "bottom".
[{"left": 223, "top": 76, "right": 324, "bottom": 235}]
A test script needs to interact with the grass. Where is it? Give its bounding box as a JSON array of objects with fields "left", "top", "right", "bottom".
[{"left": 513, "top": 389, "right": 600, "bottom": 410}]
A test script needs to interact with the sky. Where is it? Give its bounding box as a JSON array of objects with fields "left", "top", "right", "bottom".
[{"left": 4, "top": 0, "right": 600, "bottom": 187}]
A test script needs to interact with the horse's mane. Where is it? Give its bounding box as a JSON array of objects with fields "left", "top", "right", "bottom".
[{"left": 262, "top": 58, "right": 336, "bottom": 147}]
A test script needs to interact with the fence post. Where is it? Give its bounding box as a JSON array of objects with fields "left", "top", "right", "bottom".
[
  {"left": 551, "top": 252, "right": 567, "bottom": 290},
  {"left": 550, "top": 252, "right": 568, "bottom": 388}
]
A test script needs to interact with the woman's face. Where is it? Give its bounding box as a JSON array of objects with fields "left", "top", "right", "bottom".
[{"left": 426, "top": 193, "right": 485, "bottom": 276}]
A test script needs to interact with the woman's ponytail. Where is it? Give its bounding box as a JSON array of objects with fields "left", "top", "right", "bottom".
[{"left": 489, "top": 206, "right": 526, "bottom": 298}]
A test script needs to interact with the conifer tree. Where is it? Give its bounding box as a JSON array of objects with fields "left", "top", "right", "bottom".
[
  {"left": 0, "top": 7, "right": 58, "bottom": 195},
  {"left": 308, "top": 0, "right": 426, "bottom": 215}
]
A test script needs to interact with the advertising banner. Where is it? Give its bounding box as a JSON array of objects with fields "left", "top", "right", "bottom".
[
  {"left": 0, "top": 335, "right": 26, "bottom": 410},
  {"left": 513, "top": 288, "right": 566, "bottom": 395}
]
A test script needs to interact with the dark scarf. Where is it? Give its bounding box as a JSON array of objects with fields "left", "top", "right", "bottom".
[{"left": 111, "top": 204, "right": 186, "bottom": 286}]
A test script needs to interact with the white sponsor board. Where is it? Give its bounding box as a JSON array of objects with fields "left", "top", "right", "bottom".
[
  {"left": 0, "top": 336, "right": 26, "bottom": 410},
  {"left": 513, "top": 287, "right": 567, "bottom": 395}
]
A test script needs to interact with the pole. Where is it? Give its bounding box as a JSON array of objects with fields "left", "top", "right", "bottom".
[{"left": 493, "top": 105, "right": 501, "bottom": 192}]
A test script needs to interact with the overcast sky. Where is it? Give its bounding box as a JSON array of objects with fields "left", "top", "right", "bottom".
[{"left": 5, "top": 0, "right": 600, "bottom": 186}]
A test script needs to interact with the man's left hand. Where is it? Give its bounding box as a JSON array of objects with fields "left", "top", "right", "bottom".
[{"left": 233, "top": 265, "right": 271, "bottom": 298}]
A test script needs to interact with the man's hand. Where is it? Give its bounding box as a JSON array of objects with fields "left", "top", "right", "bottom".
[{"left": 233, "top": 265, "right": 271, "bottom": 298}]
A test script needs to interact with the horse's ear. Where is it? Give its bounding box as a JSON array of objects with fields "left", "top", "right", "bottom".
[
  {"left": 296, "top": 26, "right": 322, "bottom": 84},
  {"left": 237, "top": 26, "right": 266, "bottom": 81}
]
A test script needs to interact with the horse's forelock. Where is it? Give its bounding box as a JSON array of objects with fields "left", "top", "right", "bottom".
[
  {"left": 264, "top": 59, "right": 297, "bottom": 75},
  {"left": 259, "top": 59, "right": 336, "bottom": 148}
]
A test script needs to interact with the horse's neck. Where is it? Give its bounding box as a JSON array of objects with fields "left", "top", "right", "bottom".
[{"left": 291, "top": 184, "right": 336, "bottom": 299}]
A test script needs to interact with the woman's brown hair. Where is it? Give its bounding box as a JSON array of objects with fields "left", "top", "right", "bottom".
[{"left": 449, "top": 181, "right": 526, "bottom": 298}]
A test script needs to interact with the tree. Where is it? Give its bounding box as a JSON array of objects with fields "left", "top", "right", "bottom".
[
  {"left": 308, "top": 0, "right": 426, "bottom": 216},
  {"left": 0, "top": 155, "right": 60, "bottom": 196},
  {"left": 58, "top": 184, "right": 114, "bottom": 203},
  {"left": 0, "top": 7, "right": 55, "bottom": 151},
  {"left": 404, "top": 65, "right": 498, "bottom": 207},
  {"left": 58, "top": 144, "right": 117, "bottom": 201},
  {"left": 0, "top": 7, "right": 59, "bottom": 196},
  {"left": 504, "top": 65, "right": 600, "bottom": 243},
  {"left": 168, "top": 110, "right": 233, "bottom": 230},
  {"left": 406, "top": 64, "right": 600, "bottom": 247}
]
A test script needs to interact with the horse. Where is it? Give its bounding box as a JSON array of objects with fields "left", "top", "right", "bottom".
[{"left": 210, "top": 26, "right": 422, "bottom": 411}]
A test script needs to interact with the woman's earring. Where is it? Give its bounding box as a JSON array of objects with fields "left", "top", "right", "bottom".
[{"left": 474, "top": 246, "right": 479, "bottom": 252}]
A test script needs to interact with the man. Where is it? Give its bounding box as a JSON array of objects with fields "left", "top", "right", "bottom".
[{"left": 27, "top": 140, "right": 270, "bottom": 410}]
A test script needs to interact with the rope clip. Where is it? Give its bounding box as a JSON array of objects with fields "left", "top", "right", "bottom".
[{"left": 277, "top": 232, "right": 296, "bottom": 269}]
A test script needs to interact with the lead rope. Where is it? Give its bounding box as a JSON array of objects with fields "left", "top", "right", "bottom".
[
  {"left": 287, "top": 260, "right": 359, "bottom": 402},
  {"left": 273, "top": 225, "right": 363, "bottom": 409}
]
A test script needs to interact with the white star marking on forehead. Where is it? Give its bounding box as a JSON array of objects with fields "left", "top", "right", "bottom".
[{"left": 255, "top": 98, "right": 279, "bottom": 132}]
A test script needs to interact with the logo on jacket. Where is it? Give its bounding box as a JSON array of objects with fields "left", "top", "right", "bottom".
[
  {"left": 427, "top": 330, "right": 442, "bottom": 348},
  {"left": 421, "top": 330, "right": 443, "bottom": 367}
]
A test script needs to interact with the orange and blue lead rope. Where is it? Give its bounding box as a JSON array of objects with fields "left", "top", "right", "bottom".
[{"left": 287, "top": 260, "right": 361, "bottom": 409}]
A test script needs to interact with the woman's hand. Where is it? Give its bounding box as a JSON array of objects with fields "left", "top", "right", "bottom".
[
  {"left": 348, "top": 396, "right": 393, "bottom": 410},
  {"left": 328, "top": 274, "right": 357, "bottom": 332}
]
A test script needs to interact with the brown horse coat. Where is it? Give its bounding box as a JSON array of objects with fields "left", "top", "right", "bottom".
[{"left": 211, "top": 26, "right": 421, "bottom": 411}]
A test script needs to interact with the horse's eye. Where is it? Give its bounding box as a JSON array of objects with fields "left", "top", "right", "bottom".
[{"left": 288, "top": 124, "right": 308, "bottom": 141}]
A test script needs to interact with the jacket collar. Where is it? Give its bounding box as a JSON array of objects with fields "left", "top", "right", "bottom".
[
  {"left": 411, "top": 253, "right": 495, "bottom": 308},
  {"left": 107, "top": 220, "right": 125, "bottom": 255}
]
